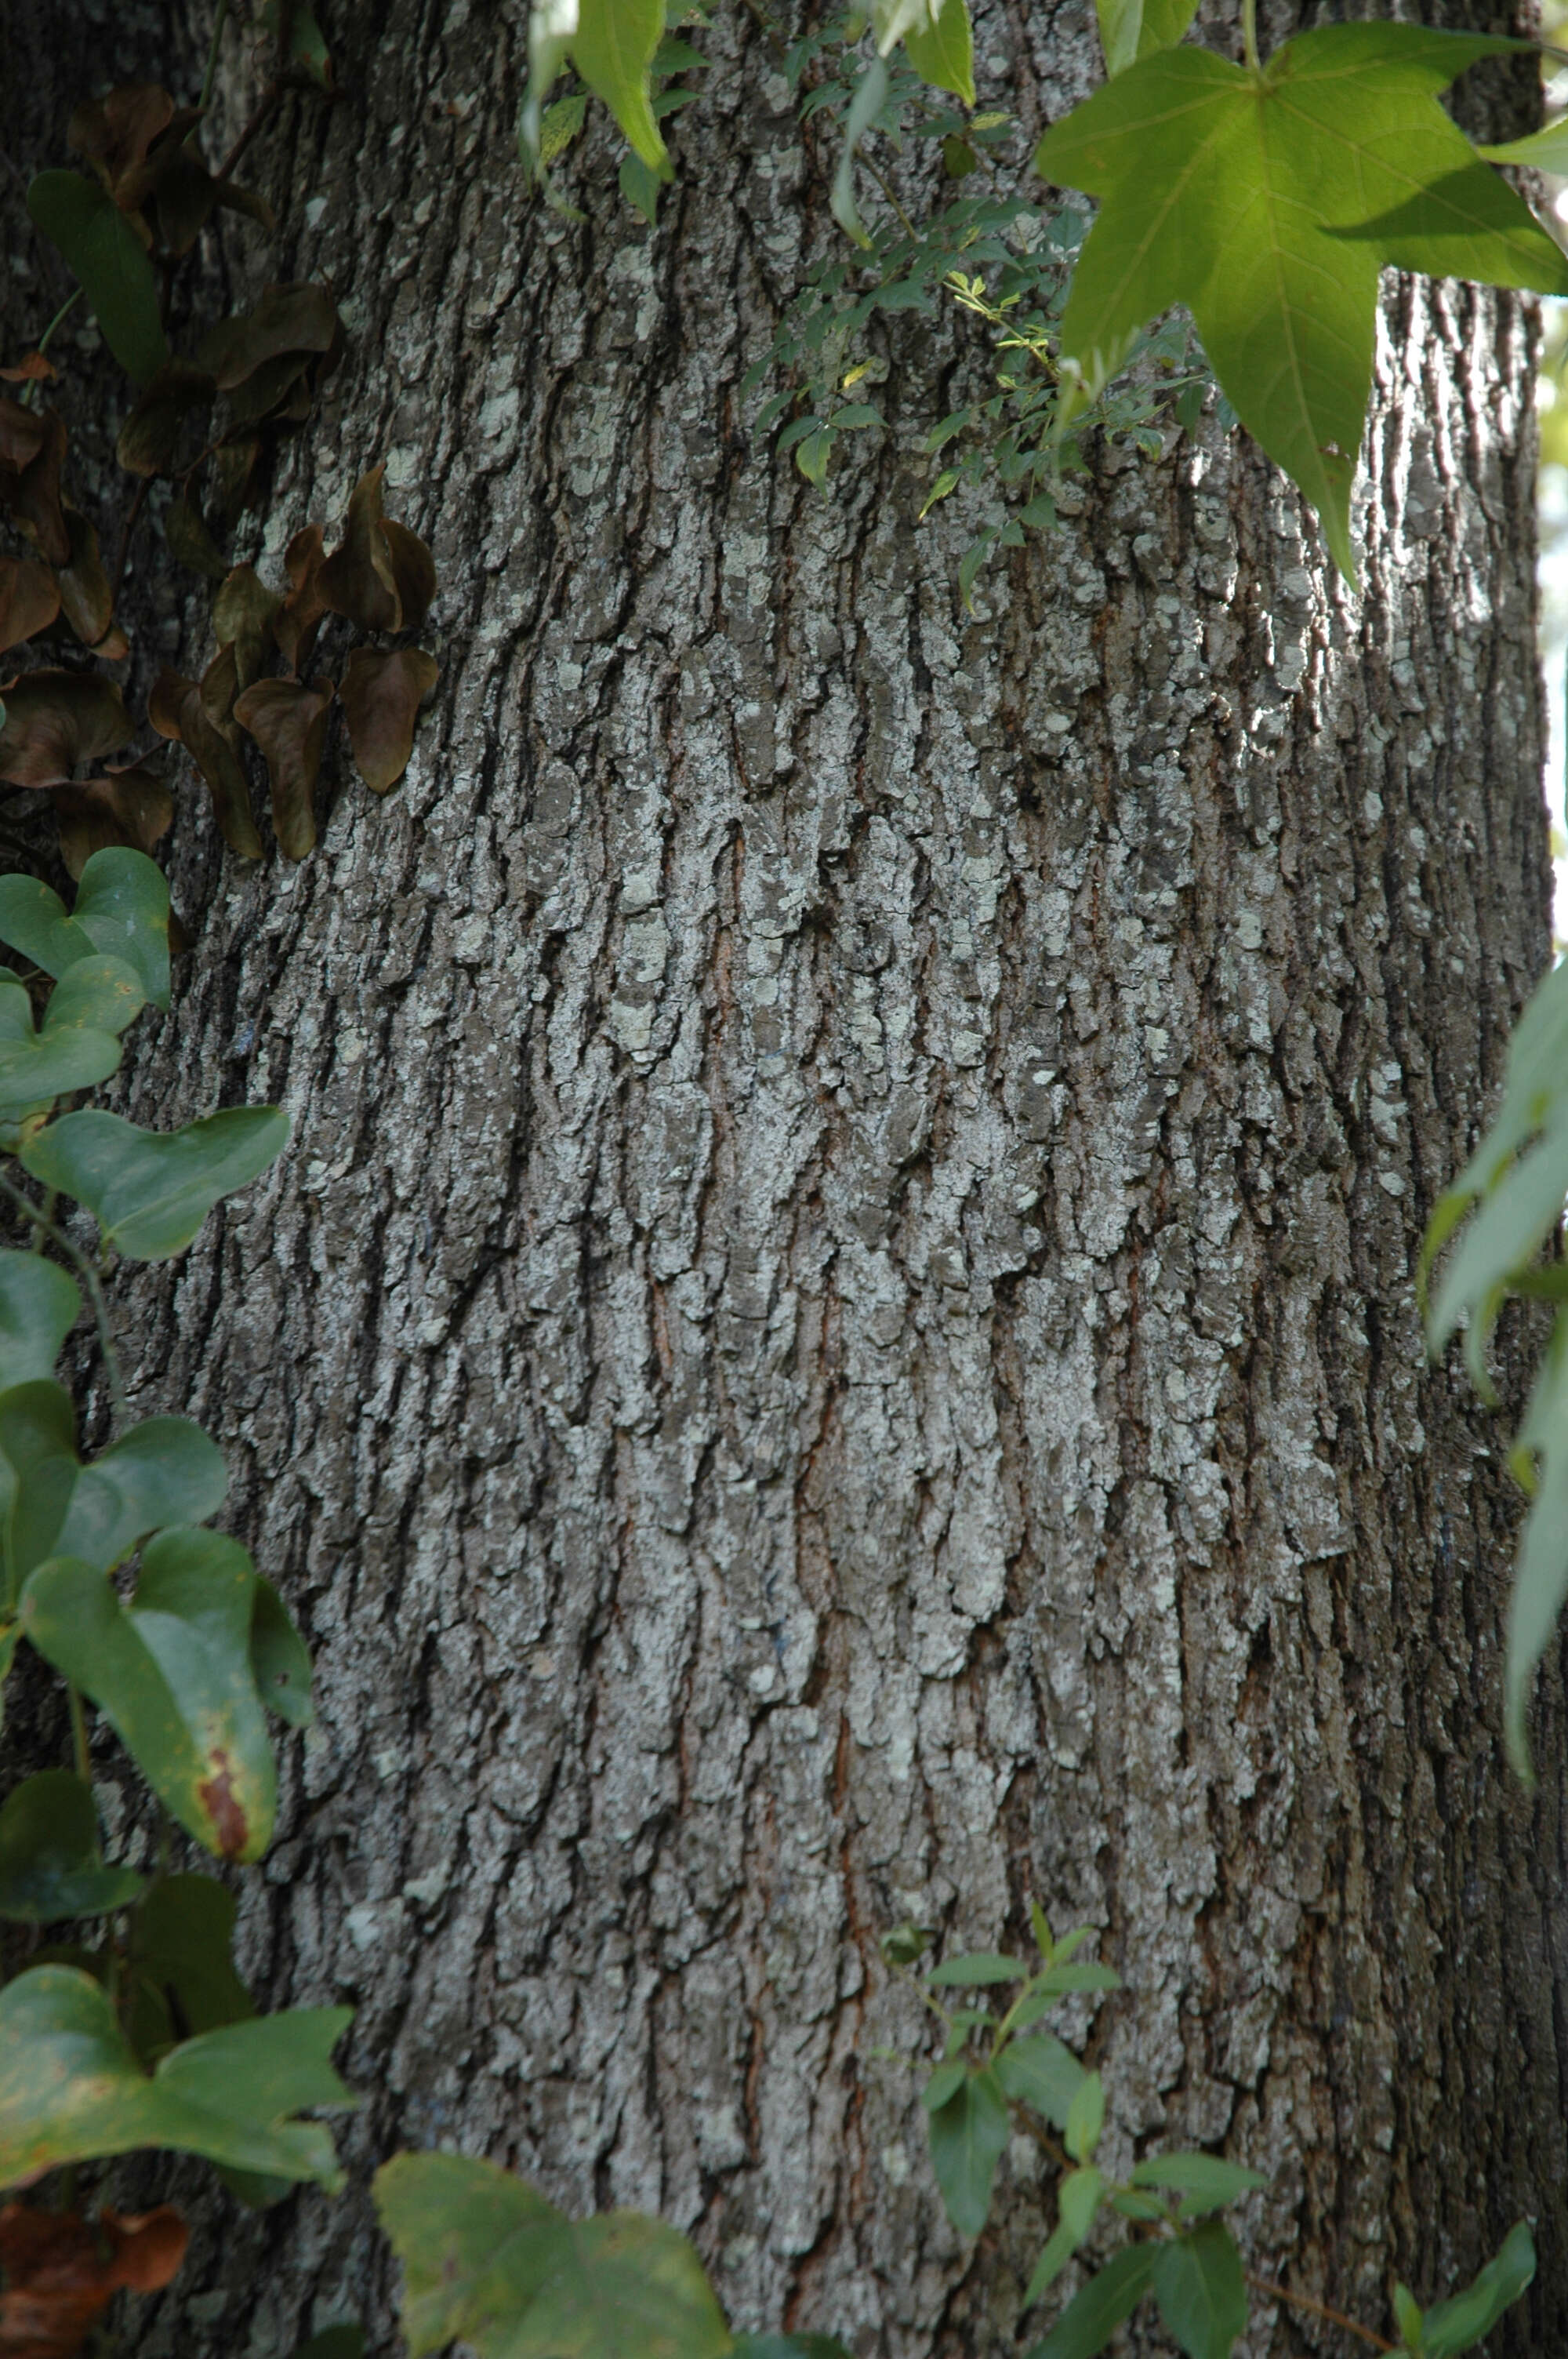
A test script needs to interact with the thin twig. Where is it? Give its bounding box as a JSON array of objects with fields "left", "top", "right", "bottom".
[
  {"left": 219, "top": 79, "right": 281, "bottom": 180},
  {"left": 0, "top": 1171, "right": 126, "bottom": 1429},
  {"left": 34, "top": 288, "right": 82, "bottom": 358},
  {"left": 1246, "top": 2270, "right": 1396, "bottom": 2354},
  {"left": 67, "top": 1684, "right": 91, "bottom": 1781},
  {"left": 199, "top": 0, "right": 232, "bottom": 111}
]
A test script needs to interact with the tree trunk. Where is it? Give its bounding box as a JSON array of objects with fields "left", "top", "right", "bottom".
[{"left": 5, "top": 2, "right": 1567, "bottom": 2353}]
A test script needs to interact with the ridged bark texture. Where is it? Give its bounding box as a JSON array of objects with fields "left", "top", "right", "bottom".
[{"left": 3, "top": 2, "right": 1566, "bottom": 2354}]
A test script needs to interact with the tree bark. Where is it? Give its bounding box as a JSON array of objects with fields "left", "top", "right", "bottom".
[{"left": 5, "top": 2, "right": 1567, "bottom": 2354}]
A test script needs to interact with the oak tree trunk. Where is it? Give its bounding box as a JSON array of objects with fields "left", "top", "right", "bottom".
[{"left": 5, "top": 2, "right": 1567, "bottom": 2354}]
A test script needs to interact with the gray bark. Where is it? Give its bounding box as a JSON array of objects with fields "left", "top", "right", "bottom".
[{"left": 4, "top": 2, "right": 1566, "bottom": 2354}]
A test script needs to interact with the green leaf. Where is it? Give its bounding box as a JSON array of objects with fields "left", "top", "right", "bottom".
[
  {"left": 1152, "top": 2222, "right": 1248, "bottom": 2359},
  {"left": 1096, "top": 0, "right": 1198, "bottom": 77},
  {"left": 1480, "top": 121, "right": 1568, "bottom": 173},
  {"left": 0, "top": 1964, "right": 350, "bottom": 2190},
  {"left": 539, "top": 90, "right": 590, "bottom": 164},
  {"left": 1064, "top": 2069, "right": 1104, "bottom": 2164},
  {"left": 0, "top": 1379, "right": 227, "bottom": 1608},
  {"left": 374, "top": 2152, "right": 731, "bottom": 2359},
  {"left": 1420, "top": 956, "right": 1568, "bottom": 1778},
  {"left": 0, "top": 1250, "right": 79, "bottom": 1383},
  {"left": 921, "top": 2057, "right": 969, "bottom": 2111},
  {"left": 261, "top": 0, "right": 334, "bottom": 86},
  {"left": 25, "top": 172, "right": 170, "bottom": 386},
  {"left": 292, "top": 2334, "right": 364, "bottom": 2359},
  {"left": 575, "top": 0, "right": 670, "bottom": 173},
  {"left": 1024, "top": 2243, "right": 1161, "bottom": 2359},
  {"left": 895, "top": 0, "right": 975, "bottom": 108},
  {"left": 1023, "top": 2167, "right": 1104, "bottom": 2309},
  {"left": 0, "top": 1769, "right": 143, "bottom": 1921},
  {"left": 928, "top": 1952, "right": 1028, "bottom": 1986},
  {"left": 927, "top": 2066, "right": 1010, "bottom": 2237},
  {"left": 20, "top": 1105, "right": 289, "bottom": 1260},
  {"left": 1034, "top": 25, "right": 1568, "bottom": 583},
  {"left": 1421, "top": 2223, "right": 1536, "bottom": 2358},
  {"left": 21, "top": 1528, "right": 302, "bottom": 1863},
  {"left": 1035, "top": 1962, "right": 1121, "bottom": 1997},
  {"left": 1129, "top": 2153, "right": 1269, "bottom": 2213},
  {"left": 1393, "top": 2283, "right": 1425, "bottom": 2351},
  {"left": 619, "top": 151, "right": 662, "bottom": 224},
  {"left": 832, "top": 56, "right": 891, "bottom": 249},
  {"left": 996, "top": 2030, "right": 1086, "bottom": 2128},
  {"left": 129, "top": 1874, "right": 254, "bottom": 2048},
  {"left": 0, "top": 962, "right": 136, "bottom": 1114},
  {"left": 0, "top": 849, "right": 169, "bottom": 1011}
]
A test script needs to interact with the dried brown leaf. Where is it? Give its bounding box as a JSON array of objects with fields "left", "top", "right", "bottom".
[
  {"left": 115, "top": 360, "right": 216, "bottom": 478},
  {"left": 67, "top": 85, "right": 177, "bottom": 196},
  {"left": 233, "top": 674, "right": 332, "bottom": 859},
  {"left": 339, "top": 645, "right": 438, "bottom": 792},
  {"left": 51, "top": 761, "right": 172, "bottom": 878},
  {"left": 0, "top": 354, "right": 57, "bottom": 384},
  {"left": 0, "top": 559, "right": 60, "bottom": 656},
  {"left": 0, "top": 2203, "right": 187, "bottom": 2359},
  {"left": 318, "top": 463, "right": 400, "bottom": 632},
  {"left": 165, "top": 497, "right": 227, "bottom": 581},
  {"left": 210, "top": 434, "right": 263, "bottom": 524},
  {"left": 0, "top": 669, "right": 132, "bottom": 786},
  {"left": 0, "top": 407, "right": 68, "bottom": 566},
  {"left": 273, "top": 522, "right": 328, "bottom": 672},
  {"left": 196, "top": 283, "right": 339, "bottom": 392},
  {"left": 56, "top": 510, "right": 114, "bottom": 649},
  {"left": 149, "top": 667, "right": 262, "bottom": 856},
  {"left": 213, "top": 565, "right": 283, "bottom": 692},
  {"left": 383, "top": 518, "right": 436, "bottom": 632}
]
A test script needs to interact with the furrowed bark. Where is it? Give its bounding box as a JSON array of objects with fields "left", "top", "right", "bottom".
[{"left": 2, "top": 2, "right": 1565, "bottom": 2354}]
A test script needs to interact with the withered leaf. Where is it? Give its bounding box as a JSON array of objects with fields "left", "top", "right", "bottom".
[
  {"left": 67, "top": 85, "right": 178, "bottom": 198},
  {"left": 149, "top": 667, "right": 262, "bottom": 857},
  {"left": 339, "top": 646, "right": 438, "bottom": 792},
  {"left": 147, "top": 151, "right": 273, "bottom": 260},
  {"left": 0, "top": 560, "right": 60, "bottom": 656},
  {"left": 115, "top": 360, "right": 216, "bottom": 478},
  {"left": 0, "top": 407, "right": 68, "bottom": 567},
  {"left": 383, "top": 519, "right": 435, "bottom": 632},
  {"left": 210, "top": 434, "right": 262, "bottom": 524},
  {"left": 51, "top": 761, "right": 172, "bottom": 879},
  {"left": 164, "top": 497, "right": 227, "bottom": 581},
  {"left": 0, "top": 354, "right": 57, "bottom": 384},
  {"left": 223, "top": 350, "right": 313, "bottom": 434},
  {"left": 199, "top": 642, "right": 241, "bottom": 740},
  {"left": 196, "top": 284, "right": 339, "bottom": 392},
  {"left": 273, "top": 522, "right": 328, "bottom": 673},
  {"left": 56, "top": 511, "right": 114, "bottom": 650},
  {"left": 213, "top": 565, "right": 282, "bottom": 692},
  {"left": 0, "top": 671, "right": 132, "bottom": 787},
  {"left": 0, "top": 402, "right": 46, "bottom": 474},
  {"left": 233, "top": 676, "right": 333, "bottom": 859},
  {"left": 318, "top": 464, "right": 400, "bottom": 632},
  {"left": 0, "top": 2201, "right": 187, "bottom": 2359}
]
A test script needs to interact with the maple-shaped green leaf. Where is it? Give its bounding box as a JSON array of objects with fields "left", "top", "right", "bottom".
[{"left": 1034, "top": 25, "right": 1568, "bottom": 580}]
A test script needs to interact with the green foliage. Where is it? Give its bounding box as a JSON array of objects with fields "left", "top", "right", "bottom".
[
  {"left": 1034, "top": 24, "right": 1568, "bottom": 581},
  {"left": 0, "top": 1382, "right": 227, "bottom": 1609},
  {"left": 1421, "top": 954, "right": 1568, "bottom": 1777},
  {"left": 1150, "top": 2221, "right": 1248, "bottom": 2359},
  {"left": 0, "top": 846, "right": 171, "bottom": 1009},
  {"left": 1095, "top": 0, "right": 1199, "bottom": 78},
  {"left": 0, "top": 1250, "right": 79, "bottom": 1382},
  {"left": 21, "top": 1106, "right": 289, "bottom": 1260},
  {"left": 26, "top": 170, "right": 170, "bottom": 384},
  {"left": 1396, "top": 2223, "right": 1537, "bottom": 2355},
  {"left": 0, "top": 1770, "right": 143, "bottom": 1921},
  {"left": 21, "top": 1528, "right": 309, "bottom": 1863},
  {"left": 0, "top": 1965, "right": 351, "bottom": 2191}
]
